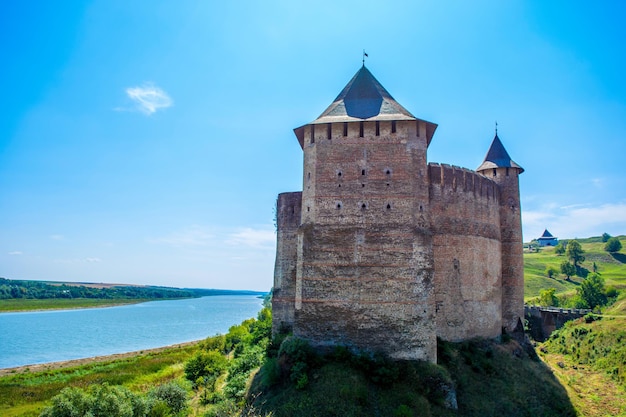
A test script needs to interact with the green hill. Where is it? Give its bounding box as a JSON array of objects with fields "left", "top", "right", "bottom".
[{"left": 524, "top": 235, "right": 626, "bottom": 302}]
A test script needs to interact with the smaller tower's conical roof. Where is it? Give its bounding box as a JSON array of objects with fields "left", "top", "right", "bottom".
[
  {"left": 540, "top": 229, "right": 554, "bottom": 238},
  {"left": 477, "top": 133, "right": 524, "bottom": 173}
]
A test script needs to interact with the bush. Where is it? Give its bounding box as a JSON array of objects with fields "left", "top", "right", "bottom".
[
  {"left": 545, "top": 266, "right": 558, "bottom": 279},
  {"left": 185, "top": 350, "right": 228, "bottom": 388},
  {"left": 605, "top": 237, "right": 622, "bottom": 253},
  {"left": 149, "top": 382, "right": 188, "bottom": 414}
]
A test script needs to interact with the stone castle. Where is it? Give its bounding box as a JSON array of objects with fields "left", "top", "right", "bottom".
[{"left": 272, "top": 66, "right": 524, "bottom": 362}]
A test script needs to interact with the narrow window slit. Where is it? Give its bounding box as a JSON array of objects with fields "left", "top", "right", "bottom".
[
  {"left": 375, "top": 121, "right": 380, "bottom": 136},
  {"left": 391, "top": 121, "right": 396, "bottom": 133},
  {"left": 343, "top": 122, "right": 348, "bottom": 137},
  {"left": 327, "top": 123, "right": 332, "bottom": 140},
  {"left": 359, "top": 121, "right": 364, "bottom": 137}
]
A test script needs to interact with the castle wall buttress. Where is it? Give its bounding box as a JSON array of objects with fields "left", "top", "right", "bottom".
[
  {"left": 271, "top": 191, "right": 302, "bottom": 336},
  {"left": 429, "top": 163, "right": 503, "bottom": 341},
  {"left": 293, "top": 120, "right": 436, "bottom": 362}
]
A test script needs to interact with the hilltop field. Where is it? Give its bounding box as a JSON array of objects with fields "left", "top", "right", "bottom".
[{"left": 524, "top": 235, "right": 626, "bottom": 303}]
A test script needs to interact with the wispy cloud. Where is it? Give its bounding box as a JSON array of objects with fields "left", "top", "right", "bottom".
[
  {"left": 8, "top": 251, "right": 23, "bottom": 255},
  {"left": 226, "top": 227, "right": 275, "bottom": 248},
  {"left": 50, "top": 234, "right": 64, "bottom": 241},
  {"left": 54, "top": 257, "right": 102, "bottom": 264},
  {"left": 523, "top": 202, "right": 626, "bottom": 240},
  {"left": 118, "top": 83, "right": 173, "bottom": 115}
]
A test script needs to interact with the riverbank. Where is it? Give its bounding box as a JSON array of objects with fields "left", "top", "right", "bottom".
[
  {"left": 0, "top": 298, "right": 151, "bottom": 313},
  {"left": 0, "top": 340, "right": 202, "bottom": 377}
]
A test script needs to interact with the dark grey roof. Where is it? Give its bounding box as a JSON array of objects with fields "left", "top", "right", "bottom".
[
  {"left": 539, "top": 229, "right": 556, "bottom": 239},
  {"left": 294, "top": 66, "right": 437, "bottom": 148},
  {"left": 476, "top": 134, "right": 524, "bottom": 173},
  {"left": 313, "top": 65, "right": 417, "bottom": 123}
]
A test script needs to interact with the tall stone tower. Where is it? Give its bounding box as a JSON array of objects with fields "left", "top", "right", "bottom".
[
  {"left": 476, "top": 133, "right": 524, "bottom": 332},
  {"left": 287, "top": 65, "right": 438, "bottom": 361}
]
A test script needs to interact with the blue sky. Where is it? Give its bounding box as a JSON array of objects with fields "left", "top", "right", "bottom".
[{"left": 1, "top": 1, "right": 625, "bottom": 290}]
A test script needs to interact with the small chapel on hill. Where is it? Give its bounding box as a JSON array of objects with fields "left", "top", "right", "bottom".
[{"left": 272, "top": 65, "right": 525, "bottom": 362}]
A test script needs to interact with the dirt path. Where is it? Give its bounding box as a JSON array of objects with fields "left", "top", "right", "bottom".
[{"left": 0, "top": 340, "right": 201, "bottom": 377}]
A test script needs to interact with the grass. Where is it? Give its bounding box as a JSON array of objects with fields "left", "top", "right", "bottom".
[
  {"left": 537, "top": 295, "right": 626, "bottom": 416},
  {"left": 248, "top": 338, "right": 576, "bottom": 417},
  {"left": 524, "top": 236, "right": 626, "bottom": 301},
  {"left": 0, "top": 298, "right": 149, "bottom": 312},
  {"left": 0, "top": 343, "right": 198, "bottom": 417}
]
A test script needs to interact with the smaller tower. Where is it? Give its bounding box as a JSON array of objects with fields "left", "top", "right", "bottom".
[{"left": 477, "top": 132, "right": 524, "bottom": 333}]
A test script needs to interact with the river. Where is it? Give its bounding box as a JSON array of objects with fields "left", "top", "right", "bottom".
[{"left": 0, "top": 295, "right": 264, "bottom": 369}]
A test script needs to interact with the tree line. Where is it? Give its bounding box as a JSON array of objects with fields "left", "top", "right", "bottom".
[{"left": 0, "top": 277, "right": 196, "bottom": 300}]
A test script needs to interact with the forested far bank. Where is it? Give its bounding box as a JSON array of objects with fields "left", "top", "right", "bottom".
[{"left": 0, "top": 277, "right": 267, "bottom": 302}]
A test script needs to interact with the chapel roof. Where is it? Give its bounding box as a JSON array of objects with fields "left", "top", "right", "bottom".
[
  {"left": 539, "top": 229, "right": 556, "bottom": 239},
  {"left": 476, "top": 133, "right": 524, "bottom": 173},
  {"left": 294, "top": 65, "right": 437, "bottom": 148}
]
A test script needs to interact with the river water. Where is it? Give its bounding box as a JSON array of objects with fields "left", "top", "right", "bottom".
[{"left": 0, "top": 295, "right": 264, "bottom": 369}]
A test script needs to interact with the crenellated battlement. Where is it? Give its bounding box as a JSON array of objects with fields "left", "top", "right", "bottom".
[{"left": 428, "top": 162, "right": 499, "bottom": 201}]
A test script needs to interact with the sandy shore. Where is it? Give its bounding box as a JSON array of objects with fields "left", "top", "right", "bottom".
[{"left": 0, "top": 340, "right": 201, "bottom": 377}]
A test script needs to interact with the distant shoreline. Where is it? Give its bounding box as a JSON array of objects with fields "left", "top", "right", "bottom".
[{"left": 0, "top": 340, "right": 201, "bottom": 376}]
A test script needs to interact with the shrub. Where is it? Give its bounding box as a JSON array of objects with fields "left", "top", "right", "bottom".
[
  {"left": 149, "top": 382, "right": 188, "bottom": 414},
  {"left": 545, "top": 266, "right": 558, "bottom": 279},
  {"left": 184, "top": 350, "right": 228, "bottom": 388},
  {"left": 604, "top": 237, "right": 622, "bottom": 253}
]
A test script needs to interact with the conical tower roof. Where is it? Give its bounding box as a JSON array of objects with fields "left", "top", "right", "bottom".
[
  {"left": 540, "top": 229, "right": 554, "bottom": 238},
  {"left": 476, "top": 133, "right": 524, "bottom": 173},
  {"left": 294, "top": 66, "right": 437, "bottom": 147}
]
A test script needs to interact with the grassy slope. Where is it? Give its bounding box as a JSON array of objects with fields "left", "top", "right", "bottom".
[
  {"left": 0, "top": 344, "right": 198, "bottom": 417},
  {"left": 524, "top": 236, "right": 626, "bottom": 301},
  {"left": 249, "top": 339, "right": 576, "bottom": 417},
  {"left": 538, "top": 295, "right": 626, "bottom": 417}
]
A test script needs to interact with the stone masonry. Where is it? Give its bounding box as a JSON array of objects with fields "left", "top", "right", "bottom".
[{"left": 272, "top": 66, "right": 524, "bottom": 363}]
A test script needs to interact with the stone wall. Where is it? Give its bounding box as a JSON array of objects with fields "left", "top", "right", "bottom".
[
  {"left": 271, "top": 192, "right": 301, "bottom": 336},
  {"left": 293, "top": 120, "right": 436, "bottom": 362},
  {"left": 428, "top": 163, "right": 503, "bottom": 341}
]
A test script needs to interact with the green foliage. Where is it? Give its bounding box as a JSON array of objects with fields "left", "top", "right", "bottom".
[
  {"left": 39, "top": 383, "right": 155, "bottom": 417},
  {"left": 542, "top": 316, "right": 626, "bottom": 390},
  {"left": 566, "top": 240, "right": 585, "bottom": 266},
  {"left": 539, "top": 288, "right": 559, "bottom": 307},
  {"left": 576, "top": 273, "right": 607, "bottom": 309},
  {"left": 560, "top": 260, "right": 576, "bottom": 279},
  {"left": 184, "top": 350, "right": 228, "bottom": 388},
  {"left": 0, "top": 277, "right": 196, "bottom": 301},
  {"left": 604, "top": 237, "right": 622, "bottom": 253},
  {"left": 554, "top": 242, "right": 566, "bottom": 255},
  {"left": 148, "top": 382, "right": 187, "bottom": 414},
  {"left": 544, "top": 266, "right": 558, "bottom": 278},
  {"left": 602, "top": 232, "right": 611, "bottom": 242}
]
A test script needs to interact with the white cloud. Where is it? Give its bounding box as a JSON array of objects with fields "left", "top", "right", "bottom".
[
  {"left": 50, "top": 234, "right": 64, "bottom": 241},
  {"left": 523, "top": 202, "right": 626, "bottom": 241},
  {"left": 122, "top": 83, "right": 172, "bottom": 115},
  {"left": 54, "top": 257, "right": 103, "bottom": 264},
  {"left": 8, "top": 251, "right": 23, "bottom": 255},
  {"left": 226, "top": 227, "right": 276, "bottom": 249}
]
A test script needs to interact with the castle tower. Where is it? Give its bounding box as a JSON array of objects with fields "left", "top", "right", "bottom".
[
  {"left": 476, "top": 133, "right": 524, "bottom": 333},
  {"left": 289, "top": 66, "right": 438, "bottom": 361}
]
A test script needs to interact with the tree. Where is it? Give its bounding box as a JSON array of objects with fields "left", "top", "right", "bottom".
[
  {"left": 184, "top": 350, "right": 228, "bottom": 389},
  {"left": 577, "top": 273, "right": 607, "bottom": 309},
  {"left": 604, "top": 237, "right": 622, "bottom": 253},
  {"left": 602, "top": 232, "right": 611, "bottom": 242},
  {"left": 539, "top": 288, "right": 559, "bottom": 307},
  {"left": 560, "top": 260, "right": 576, "bottom": 280},
  {"left": 545, "top": 266, "right": 558, "bottom": 279},
  {"left": 566, "top": 240, "right": 585, "bottom": 266},
  {"left": 554, "top": 242, "right": 566, "bottom": 255}
]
